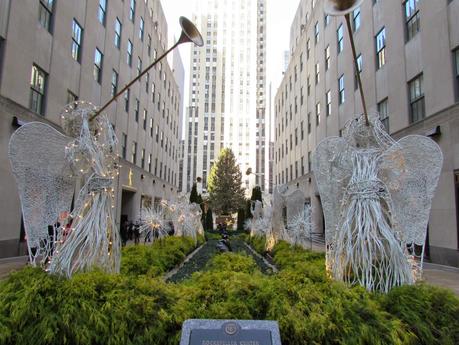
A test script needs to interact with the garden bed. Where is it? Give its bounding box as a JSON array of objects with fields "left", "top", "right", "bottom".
[{"left": 0, "top": 236, "right": 458, "bottom": 345}]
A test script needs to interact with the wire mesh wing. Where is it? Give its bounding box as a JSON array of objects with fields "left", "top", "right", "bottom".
[
  {"left": 380, "top": 135, "right": 443, "bottom": 246},
  {"left": 312, "top": 136, "right": 353, "bottom": 245},
  {"left": 8, "top": 122, "right": 74, "bottom": 264}
]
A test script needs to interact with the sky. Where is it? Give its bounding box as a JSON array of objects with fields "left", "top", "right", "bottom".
[{"left": 161, "top": 0, "right": 300, "bottom": 136}]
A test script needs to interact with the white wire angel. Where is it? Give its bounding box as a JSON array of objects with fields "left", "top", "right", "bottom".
[{"left": 313, "top": 115, "right": 442, "bottom": 292}]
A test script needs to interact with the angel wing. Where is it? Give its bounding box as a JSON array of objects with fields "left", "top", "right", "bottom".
[
  {"left": 380, "top": 135, "right": 443, "bottom": 246},
  {"left": 312, "top": 136, "right": 353, "bottom": 245},
  {"left": 8, "top": 122, "right": 75, "bottom": 265}
]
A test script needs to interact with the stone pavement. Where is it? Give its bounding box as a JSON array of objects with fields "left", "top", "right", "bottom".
[{"left": 1, "top": 253, "right": 458, "bottom": 296}]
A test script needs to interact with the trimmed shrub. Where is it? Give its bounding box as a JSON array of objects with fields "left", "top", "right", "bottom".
[{"left": 0, "top": 236, "right": 458, "bottom": 345}]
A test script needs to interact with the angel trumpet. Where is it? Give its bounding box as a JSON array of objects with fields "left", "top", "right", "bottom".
[
  {"left": 91, "top": 16, "right": 203, "bottom": 121},
  {"left": 324, "top": 0, "right": 364, "bottom": 16},
  {"left": 324, "top": 0, "right": 368, "bottom": 125}
]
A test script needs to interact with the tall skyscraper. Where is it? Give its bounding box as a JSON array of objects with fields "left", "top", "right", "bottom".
[{"left": 182, "top": 0, "right": 267, "bottom": 194}]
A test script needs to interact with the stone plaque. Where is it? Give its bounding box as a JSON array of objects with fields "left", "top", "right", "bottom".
[{"left": 180, "top": 319, "right": 281, "bottom": 345}]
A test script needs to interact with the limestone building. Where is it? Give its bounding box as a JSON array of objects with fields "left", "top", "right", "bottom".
[
  {"left": 0, "top": 0, "right": 182, "bottom": 257},
  {"left": 274, "top": 0, "right": 459, "bottom": 267},
  {"left": 182, "top": 0, "right": 268, "bottom": 194}
]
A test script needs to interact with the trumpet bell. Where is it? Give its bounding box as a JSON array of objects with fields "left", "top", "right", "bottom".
[
  {"left": 324, "top": 0, "right": 364, "bottom": 16},
  {"left": 178, "top": 16, "right": 204, "bottom": 47}
]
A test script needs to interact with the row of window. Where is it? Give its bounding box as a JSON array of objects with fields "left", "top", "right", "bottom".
[{"left": 274, "top": 72, "right": 426, "bottom": 162}]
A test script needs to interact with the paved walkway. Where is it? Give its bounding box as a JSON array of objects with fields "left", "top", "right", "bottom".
[{"left": 1, "top": 252, "right": 459, "bottom": 296}]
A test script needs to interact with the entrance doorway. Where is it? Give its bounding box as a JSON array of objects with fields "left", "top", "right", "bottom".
[{"left": 121, "top": 189, "right": 136, "bottom": 223}]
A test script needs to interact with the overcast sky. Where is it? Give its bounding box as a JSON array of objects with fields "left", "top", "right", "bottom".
[{"left": 161, "top": 0, "right": 300, "bottom": 133}]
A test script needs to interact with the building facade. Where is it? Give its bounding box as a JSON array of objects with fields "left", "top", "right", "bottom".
[
  {"left": 0, "top": 0, "right": 182, "bottom": 258},
  {"left": 182, "top": 0, "right": 267, "bottom": 194},
  {"left": 274, "top": 0, "right": 459, "bottom": 267}
]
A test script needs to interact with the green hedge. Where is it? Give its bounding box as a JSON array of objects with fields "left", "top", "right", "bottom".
[
  {"left": 121, "top": 235, "right": 204, "bottom": 277},
  {"left": 0, "top": 236, "right": 458, "bottom": 345}
]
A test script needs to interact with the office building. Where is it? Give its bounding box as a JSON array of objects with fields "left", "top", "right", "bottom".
[
  {"left": 182, "top": 0, "right": 267, "bottom": 194},
  {"left": 0, "top": 0, "right": 182, "bottom": 257},
  {"left": 274, "top": 0, "right": 459, "bottom": 267}
]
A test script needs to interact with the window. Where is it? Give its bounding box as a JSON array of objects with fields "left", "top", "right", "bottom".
[
  {"left": 376, "top": 28, "right": 386, "bottom": 69},
  {"left": 307, "top": 112, "right": 311, "bottom": 134},
  {"left": 324, "top": 14, "right": 330, "bottom": 27},
  {"left": 301, "top": 121, "right": 304, "bottom": 140},
  {"left": 314, "top": 21, "right": 319, "bottom": 44},
  {"left": 338, "top": 75, "right": 345, "bottom": 104},
  {"left": 139, "top": 17, "right": 144, "bottom": 40},
  {"left": 124, "top": 89, "right": 130, "bottom": 112},
  {"left": 137, "top": 57, "right": 142, "bottom": 76},
  {"left": 307, "top": 75, "right": 311, "bottom": 95},
  {"left": 93, "top": 48, "right": 103, "bottom": 83},
  {"left": 141, "top": 149, "right": 145, "bottom": 169},
  {"left": 71, "top": 19, "right": 83, "bottom": 62},
  {"left": 30, "top": 65, "right": 47, "bottom": 115},
  {"left": 325, "top": 45, "right": 330, "bottom": 70},
  {"left": 147, "top": 34, "right": 151, "bottom": 56},
  {"left": 127, "top": 40, "right": 133, "bottom": 66},
  {"left": 300, "top": 53, "right": 303, "bottom": 71},
  {"left": 378, "top": 98, "right": 389, "bottom": 132},
  {"left": 353, "top": 7, "right": 361, "bottom": 31},
  {"left": 315, "top": 63, "right": 320, "bottom": 84},
  {"left": 316, "top": 102, "right": 321, "bottom": 126},
  {"left": 131, "top": 141, "right": 137, "bottom": 164},
  {"left": 134, "top": 98, "right": 139, "bottom": 122},
  {"left": 337, "top": 24, "right": 344, "bottom": 53},
  {"left": 114, "top": 18, "right": 122, "bottom": 48},
  {"left": 307, "top": 39, "right": 310, "bottom": 59},
  {"left": 454, "top": 48, "right": 459, "bottom": 101},
  {"left": 98, "top": 0, "right": 107, "bottom": 26},
  {"left": 122, "top": 133, "right": 127, "bottom": 159},
  {"left": 326, "top": 90, "right": 331, "bottom": 116},
  {"left": 308, "top": 151, "right": 311, "bottom": 172},
  {"left": 355, "top": 54, "right": 362, "bottom": 90},
  {"left": 111, "top": 69, "right": 118, "bottom": 96},
  {"left": 129, "top": 0, "right": 136, "bottom": 22},
  {"left": 143, "top": 109, "right": 147, "bottom": 129},
  {"left": 404, "top": 0, "right": 420, "bottom": 41},
  {"left": 409, "top": 74, "right": 425, "bottom": 123},
  {"left": 150, "top": 118, "right": 153, "bottom": 136},
  {"left": 39, "top": 0, "right": 54, "bottom": 32}
]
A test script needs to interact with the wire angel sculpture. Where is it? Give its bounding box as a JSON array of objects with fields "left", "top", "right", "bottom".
[
  {"left": 160, "top": 197, "right": 203, "bottom": 243},
  {"left": 139, "top": 207, "right": 169, "bottom": 242},
  {"left": 286, "top": 204, "right": 314, "bottom": 248},
  {"left": 271, "top": 185, "right": 306, "bottom": 247},
  {"left": 312, "top": 115, "right": 443, "bottom": 292},
  {"left": 9, "top": 101, "right": 121, "bottom": 277},
  {"left": 245, "top": 200, "right": 272, "bottom": 237}
]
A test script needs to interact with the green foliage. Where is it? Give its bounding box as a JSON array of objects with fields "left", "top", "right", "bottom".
[
  {"left": 207, "top": 148, "right": 246, "bottom": 215},
  {"left": 189, "top": 183, "right": 199, "bottom": 204},
  {"left": 237, "top": 208, "right": 245, "bottom": 231},
  {"left": 1, "top": 236, "right": 458, "bottom": 345},
  {"left": 205, "top": 208, "right": 213, "bottom": 231},
  {"left": 245, "top": 198, "right": 252, "bottom": 219},
  {"left": 250, "top": 186, "right": 263, "bottom": 203},
  {"left": 121, "top": 236, "right": 203, "bottom": 277}
]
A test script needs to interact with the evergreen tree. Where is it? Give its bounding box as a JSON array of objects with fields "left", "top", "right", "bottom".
[
  {"left": 205, "top": 208, "right": 214, "bottom": 231},
  {"left": 250, "top": 186, "right": 263, "bottom": 203},
  {"left": 189, "top": 183, "right": 199, "bottom": 204},
  {"left": 237, "top": 208, "right": 245, "bottom": 231},
  {"left": 207, "top": 148, "right": 246, "bottom": 215},
  {"left": 245, "top": 199, "right": 252, "bottom": 219}
]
